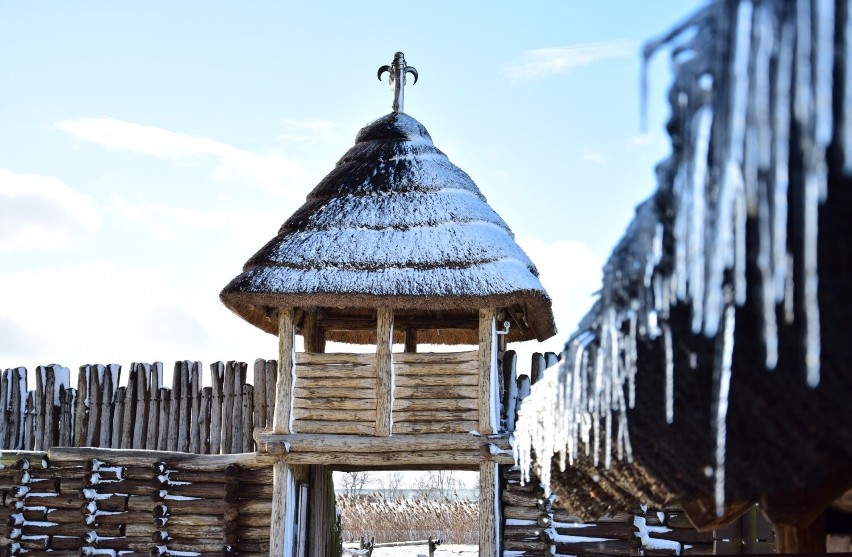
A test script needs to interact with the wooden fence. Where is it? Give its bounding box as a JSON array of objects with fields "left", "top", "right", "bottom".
[{"left": 0, "top": 360, "right": 278, "bottom": 454}]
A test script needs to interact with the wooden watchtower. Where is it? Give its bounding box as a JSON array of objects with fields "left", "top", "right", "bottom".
[{"left": 220, "top": 53, "right": 555, "bottom": 557}]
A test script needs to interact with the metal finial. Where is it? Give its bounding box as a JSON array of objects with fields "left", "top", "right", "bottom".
[{"left": 377, "top": 52, "right": 418, "bottom": 113}]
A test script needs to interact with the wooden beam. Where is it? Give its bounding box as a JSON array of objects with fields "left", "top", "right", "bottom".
[
  {"left": 376, "top": 308, "right": 393, "bottom": 436},
  {"left": 479, "top": 461, "right": 500, "bottom": 557},
  {"left": 479, "top": 308, "right": 497, "bottom": 435},
  {"left": 274, "top": 308, "right": 295, "bottom": 434},
  {"left": 255, "top": 431, "right": 512, "bottom": 454},
  {"left": 281, "top": 450, "right": 512, "bottom": 467}
]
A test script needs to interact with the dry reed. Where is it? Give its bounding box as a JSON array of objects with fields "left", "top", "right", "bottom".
[{"left": 337, "top": 493, "right": 478, "bottom": 544}]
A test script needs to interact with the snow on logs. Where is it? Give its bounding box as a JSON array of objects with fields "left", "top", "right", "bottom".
[{"left": 0, "top": 450, "right": 275, "bottom": 556}]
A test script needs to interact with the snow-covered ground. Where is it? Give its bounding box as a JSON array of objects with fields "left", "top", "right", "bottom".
[{"left": 344, "top": 544, "right": 477, "bottom": 557}]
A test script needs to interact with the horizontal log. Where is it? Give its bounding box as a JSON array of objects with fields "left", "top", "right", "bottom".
[
  {"left": 394, "top": 362, "right": 479, "bottom": 376},
  {"left": 296, "top": 377, "right": 375, "bottom": 389},
  {"left": 292, "top": 420, "right": 375, "bottom": 435},
  {"left": 156, "top": 481, "right": 233, "bottom": 499},
  {"left": 502, "top": 539, "right": 550, "bottom": 551},
  {"left": 83, "top": 481, "right": 155, "bottom": 497},
  {"left": 153, "top": 499, "right": 230, "bottom": 516},
  {"left": 0, "top": 452, "right": 48, "bottom": 468},
  {"left": 156, "top": 514, "right": 224, "bottom": 528},
  {"left": 237, "top": 500, "right": 273, "bottom": 514},
  {"left": 552, "top": 539, "right": 632, "bottom": 556},
  {"left": 236, "top": 513, "right": 271, "bottom": 528},
  {"left": 503, "top": 525, "right": 545, "bottom": 539},
  {"left": 87, "top": 510, "right": 152, "bottom": 525},
  {"left": 296, "top": 364, "right": 376, "bottom": 379},
  {"left": 296, "top": 353, "right": 375, "bottom": 365},
  {"left": 47, "top": 448, "right": 276, "bottom": 471},
  {"left": 293, "top": 398, "right": 375, "bottom": 411},
  {"left": 154, "top": 526, "right": 226, "bottom": 542},
  {"left": 293, "top": 408, "right": 376, "bottom": 422},
  {"left": 255, "top": 432, "right": 511, "bottom": 454},
  {"left": 294, "top": 387, "right": 375, "bottom": 399},
  {"left": 504, "top": 505, "right": 550, "bottom": 522},
  {"left": 15, "top": 522, "right": 85, "bottom": 537},
  {"left": 281, "top": 450, "right": 506, "bottom": 467},
  {"left": 553, "top": 522, "right": 632, "bottom": 540},
  {"left": 230, "top": 539, "right": 269, "bottom": 553},
  {"left": 553, "top": 509, "right": 624, "bottom": 523},
  {"left": 237, "top": 526, "right": 271, "bottom": 540},
  {"left": 393, "top": 421, "right": 479, "bottom": 434},
  {"left": 392, "top": 410, "right": 478, "bottom": 422},
  {"left": 392, "top": 351, "right": 478, "bottom": 364},
  {"left": 48, "top": 536, "right": 82, "bottom": 550},
  {"left": 501, "top": 489, "right": 550, "bottom": 508},
  {"left": 394, "top": 374, "right": 478, "bottom": 387},
  {"left": 123, "top": 522, "right": 157, "bottom": 537},
  {"left": 393, "top": 398, "right": 478, "bottom": 412},
  {"left": 394, "top": 385, "right": 478, "bottom": 399}
]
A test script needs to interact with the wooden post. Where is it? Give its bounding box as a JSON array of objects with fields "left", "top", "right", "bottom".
[
  {"left": 271, "top": 461, "right": 295, "bottom": 557},
  {"left": 479, "top": 308, "right": 497, "bottom": 435},
  {"left": 274, "top": 307, "right": 295, "bottom": 434},
  {"left": 376, "top": 308, "right": 394, "bottom": 437},
  {"left": 303, "top": 310, "right": 325, "bottom": 354},
  {"left": 404, "top": 327, "right": 417, "bottom": 353},
  {"left": 479, "top": 461, "right": 500, "bottom": 557}
]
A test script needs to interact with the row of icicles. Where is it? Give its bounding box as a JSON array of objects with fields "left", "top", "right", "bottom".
[{"left": 515, "top": 0, "right": 841, "bottom": 517}]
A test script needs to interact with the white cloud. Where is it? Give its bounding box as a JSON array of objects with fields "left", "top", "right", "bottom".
[
  {"left": 582, "top": 148, "right": 606, "bottom": 165},
  {"left": 0, "top": 168, "right": 101, "bottom": 252},
  {"left": 501, "top": 39, "right": 635, "bottom": 80},
  {"left": 0, "top": 262, "right": 276, "bottom": 381},
  {"left": 56, "top": 117, "right": 304, "bottom": 193},
  {"left": 513, "top": 237, "right": 602, "bottom": 364}
]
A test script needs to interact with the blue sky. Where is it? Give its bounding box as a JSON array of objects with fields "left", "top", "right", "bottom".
[{"left": 1, "top": 1, "right": 704, "bottom": 376}]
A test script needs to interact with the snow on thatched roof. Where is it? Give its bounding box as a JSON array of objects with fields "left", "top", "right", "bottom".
[
  {"left": 221, "top": 112, "right": 555, "bottom": 344},
  {"left": 515, "top": 0, "right": 852, "bottom": 528}
]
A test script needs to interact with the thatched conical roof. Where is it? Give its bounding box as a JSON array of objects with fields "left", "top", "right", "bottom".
[{"left": 221, "top": 112, "right": 555, "bottom": 344}]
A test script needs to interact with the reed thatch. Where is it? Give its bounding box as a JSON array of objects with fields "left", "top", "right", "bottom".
[
  {"left": 516, "top": 0, "right": 852, "bottom": 531},
  {"left": 222, "top": 112, "right": 555, "bottom": 344}
]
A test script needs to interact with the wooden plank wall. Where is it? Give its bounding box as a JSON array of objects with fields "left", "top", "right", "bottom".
[
  {"left": 292, "top": 353, "right": 376, "bottom": 435},
  {"left": 0, "top": 450, "right": 274, "bottom": 557},
  {"left": 393, "top": 351, "right": 479, "bottom": 434},
  {"left": 0, "top": 360, "right": 278, "bottom": 454}
]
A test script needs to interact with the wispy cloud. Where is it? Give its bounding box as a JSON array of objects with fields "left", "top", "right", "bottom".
[
  {"left": 0, "top": 168, "right": 100, "bottom": 252},
  {"left": 56, "top": 117, "right": 304, "bottom": 193},
  {"left": 582, "top": 149, "right": 606, "bottom": 165},
  {"left": 278, "top": 119, "right": 339, "bottom": 144},
  {"left": 501, "top": 39, "right": 635, "bottom": 80}
]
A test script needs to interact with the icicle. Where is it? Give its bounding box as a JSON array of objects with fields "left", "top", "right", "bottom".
[
  {"left": 662, "top": 324, "right": 674, "bottom": 424},
  {"left": 773, "top": 19, "right": 794, "bottom": 301},
  {"left": 803, "top": 168, "right": 822, "bottom": 388},
  {"left": 713, "top": 300, "right": 736, "bottom": 517},
  {"left": 688, "top": 105, "right": 713, "bottom": 333}
]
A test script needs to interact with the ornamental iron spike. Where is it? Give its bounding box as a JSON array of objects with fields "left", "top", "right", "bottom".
[{"left": 377, "top": 51, "right": 418, "bottom": 113}]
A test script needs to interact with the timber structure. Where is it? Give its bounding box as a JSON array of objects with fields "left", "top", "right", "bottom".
[{"left": 219, "top": 52, "right": 556, "bottom": 557}]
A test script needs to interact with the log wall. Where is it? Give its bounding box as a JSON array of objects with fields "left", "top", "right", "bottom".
[
  {"left": 0, "top": 449, "right": 276, "bottom": 557},
  {"left": 392, "top": 351, "right": 479, "bottom": 435},
  {"left": 292, "top": 353, "right": 377, "bottom": 436}
]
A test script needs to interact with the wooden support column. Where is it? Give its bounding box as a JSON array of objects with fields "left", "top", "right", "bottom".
[
  {"left": 479, "top": 461, "right": 500, "bottom": 557},
  {"left": 376, "top": 308, "right": 394, "bottom": 436},
  {"left": 271, "top": 461, "right": 295, "bottom": 557},
  {"left": 274, "top": 308, "right": 295, "bottom": 434},
  {"left": 303, "top": 310, "right": 326, "bottom": 354},
  {"left": 303, "top": 319, "right": 334, "bottom": 557},
  {"left": 479, "top": 308, "right": 497, "bottom": 435}
]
